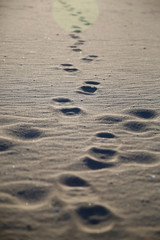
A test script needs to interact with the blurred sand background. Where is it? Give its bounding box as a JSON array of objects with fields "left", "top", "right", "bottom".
[{"left": 0, "top": 0, "right": 160, "bottom": 239}]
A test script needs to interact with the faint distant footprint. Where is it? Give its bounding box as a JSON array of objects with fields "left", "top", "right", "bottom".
[
  {"left": 81, "top": 55, "right": 98, "bottom": 63},
  {"left": 61, "top": 63, "right": 79, "bottom": 72}
]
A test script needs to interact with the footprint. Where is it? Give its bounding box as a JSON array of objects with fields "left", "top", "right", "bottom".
[
  {"left": 59, "top": 174, "right": 89, "bottom": 187},
  {"left": 0, "top": 138, "right": 14, "bottom": 152},
  {"left": 61, "top": 63, "right": 73, "bottom": 67},
  {"left": 89, "top": 147, "right": 117, "bottom": 160},
  {"left": 123, "top": 121, "right": 148, "bottom": 133},
  {"left": 81, "top": 58, "right": 93, "bottom": 62},
  {"left": 8, "top": 125, "right": 42, "bottom": 140},
  {"left": 96, "top": 132, "right": 116, "bottom": 139},
  {"left": 72, "top": 48, "right": 82, "bottom": 52},
  {"left": 73, "top": 30, "right": 81, "bottom": 33},
  {"left": 69, "top": 45, "right": 77, "bottom": 49},
  {"left": 88, "top": 55, "right": 98, "bottom": 58},
  {"left": 72, "top": 25, "right": 80, "bottom": 29},
  {"left": 52, "top": 97, "right": 71, "bottom": 103},
  {"left": 69, "top": 34, "right": 79, "bottom": 39},
  {"left": 0, "top": 182, "right": 50, "bottom": 203},
  {"left": 85, "top": 81, "right": 100, "bottom": 85},
  {"left": 119, "top": 151, "right": 158, "bottom": 164},
  {"left": 60, "top": 107, "right": 81, "bottom": 116},
  {"left": 63, "top": 68, "right": 78, "bottom": 72},
  {"left": 76, "top": 204, "right": 115, "bottom": 230},
  {"left": 127, "top": 109, "right": 158, "bottom": 119},
  {"left": 75, "top": 40, "right": 85, "bottom": 45},
  {"left": 79, "top": 86, "right": 97, "bottom": 94},
  {"left": 83, "top": 157, "right": 114, "bottom": 170},
  {"left": 98, "top": 115, "right": 125, "bottom": 124}
]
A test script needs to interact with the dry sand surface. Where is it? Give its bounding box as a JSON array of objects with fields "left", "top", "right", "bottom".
[{"left": 0, "top": 0, "right": 160, "bottom": 239}]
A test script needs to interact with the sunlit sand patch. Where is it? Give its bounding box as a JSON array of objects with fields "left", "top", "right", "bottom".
[{"left": 53, "top": 0, "right": 99, "bottom": 32}]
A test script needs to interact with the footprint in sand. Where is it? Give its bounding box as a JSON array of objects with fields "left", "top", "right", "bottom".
[
  {"left": 75, "top": 39, "right": 85, "bottom": 45},
  {"left": 89, "top": 147, "right": 117, "bottom": 161},
  {"left": 119, "top": 151, "right": 158, "bottom": 165},
  {"left": 60, "top": 107, "right": 82, "bottom": 116},
  {"left": 61, "top": 63, "right": 79, "bottom": 72},
  {"left": 81, "top": 55, "right": 98, "bottom": 63},
  {"left": 59, "top": 174, "right": 89, "bottom": 187},
  {"left": 0, "top": 182, "right": 50, "bottom": 204},
  {"left": 77, "top": 79, "right": 100, "bottom": 95},
  {"left": 96, "top": 132, "right": 116, "bottom": 139},
  {"left": 85, "top": 80, "right": 100, "bottom": 85},
  {"left": 76, "top": 203, "right": 117, "bottom": 232},
  {"left": 98, "top": 115, "right": 125, "bottom": 124},
  {"left": 69, "top": 33, "right": 80, "bottom": 39},
  {"left": 0, "top": 138, "right": 14, "bottom": 152},
  {"left": 8, "top": 125, "right": 43, "bottom": 140},
  {"left": 81, "top": 58, "right": 93, "bottom": 62},
  {"left": 52, "top": 97, "right": 72, "bottom": 104},
  {"left": 52, "top": 97, "right": 82, "bottom": 117},
  {"left": 123, "top": 120, "right": 148, "bottom": 133},
  {"left": 77, "top": 85, "right": 98, "bottom": 95},
  {"left": 127, "top": 109, "right": 158, "bottom": 120},
  {"left": 82, "top": 156, "right": 114, "bottom": 170},
  {"left": 72, "top": 48, "right": 82, "bottom": 52}
]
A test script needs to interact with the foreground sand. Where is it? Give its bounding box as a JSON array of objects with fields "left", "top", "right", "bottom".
[{"left": 0, "top": 0, "right": 160, "bottom": 239}]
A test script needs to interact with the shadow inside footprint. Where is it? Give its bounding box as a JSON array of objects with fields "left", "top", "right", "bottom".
[
  {"left": 77, "top": 204, "right": 113, "bottom": 225},
  {"left": 81, "top": 86, "right": 97, "bottom": 93},
  {"left": 128, "top": 109, "right": 157, "bottom": 119},
  {"left": 96, "top": 132, "right": 115, "bottom": 139},
  {"left": 0, "top": 138, "right": 13, "bottom": 152},
  {"left": 83, "top": 157, "right": 114, "bottom": 170},
  {"left": 60, "top": 107, "right": 81, "bottom": 116},
  {"left": 60, "top": 175, "right": 88, "bottom": 187}
]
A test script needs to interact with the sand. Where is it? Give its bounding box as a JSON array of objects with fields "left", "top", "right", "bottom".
[{"left": 0, "top": 0, "right": 160, "bottom": 239}]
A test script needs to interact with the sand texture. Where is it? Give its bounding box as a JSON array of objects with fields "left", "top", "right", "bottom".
[{"left": 0, "top": 0, "right": 160, "bottom": 239}]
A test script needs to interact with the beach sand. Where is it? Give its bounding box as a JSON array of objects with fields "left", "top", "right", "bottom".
[{"left": 0, "top": 0, "right": 160, "bottom": 239}]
